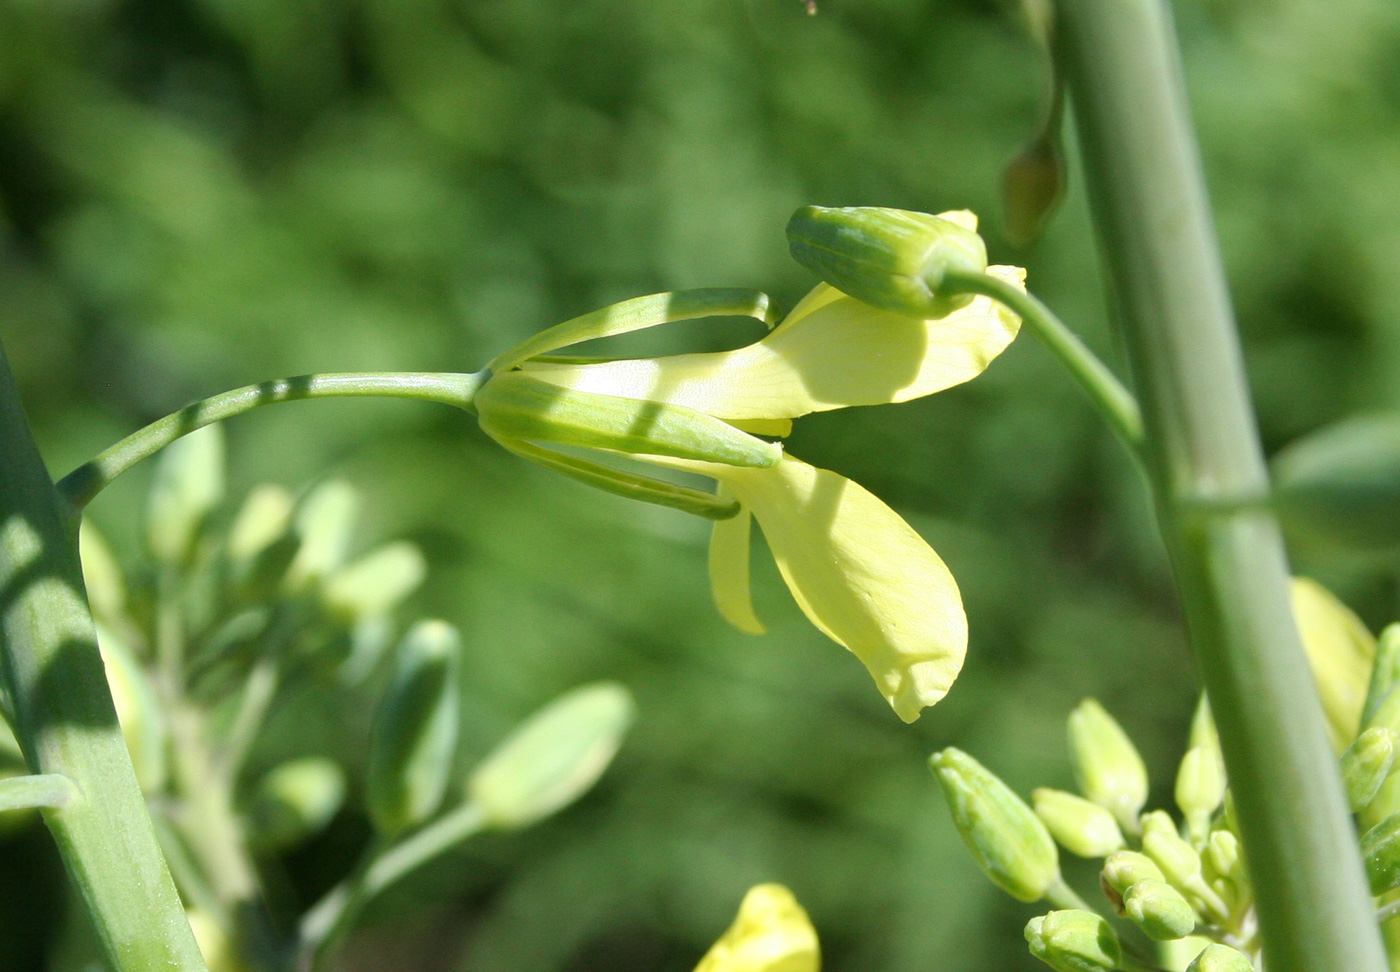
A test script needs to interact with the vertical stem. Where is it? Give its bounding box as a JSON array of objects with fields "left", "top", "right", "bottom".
[
  {"left": 0, "top": 341, "right": 208, "bottom": 971},
  {"left": 1052, "top": 1, "right": 1387, "bottom": 969}
]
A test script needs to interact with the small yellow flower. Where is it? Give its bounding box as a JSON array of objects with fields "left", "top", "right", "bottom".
[
  {"left": 477, "top": 210, "right": 1024, "bottom": 721},
  {"left": 693, "top": 884, "right": 819, "bottom": 972}
]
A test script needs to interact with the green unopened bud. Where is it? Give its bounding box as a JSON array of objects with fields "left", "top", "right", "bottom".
[
  {"left": 78, "top": 520, "right": 126, "bottom": 622},
  {"left": 1189, "top": 695, "right": 1220, "bottom": 752},
  {"left": 1123, "top": 879, "right": 1195, "bottom": 941},
  {"left": 367, "top": 620, "right": 461, "bottom": 835},
  {"left": 1102, "top": 850, "right": 1165, "bottom": 897},
  {"left": 249, "top": 757, "right": 347, "bottom": 851},
  {"left": 786, "top": 206, "right": 988, "bottom": 318},
  {"left": 468, "top": 682, "right": 634, "bottom": 829},
  {"left": 1141, "top": 811, "right": 1228, "bottom": 922},
  {"left": 1365, "top": 624, "right": 1400, "bottom": 726},
  {"left": 322, "top": 542, "right": 426, "bottom": 624},
  {"left": 228, "top": 484, "right": 299, "bottom": 599},
  {"left": 1068, "top": 699, "right": 1148, "bottom": 835},
  {"left": 285, "top": 481, "right": 359, "bottom": 591},
  {"left": 147, "top": 423, "right": 225, "bottom": 565},
  {"left": 1032, "top": 788, "right": 1125, "bottom": 858},
  {"left": 1202, "top": 829, "right": 1250, "bottom": 916},
  {"left": 1024, "top": 910, "right": 1121, "bottom": 972},
  {"left": 96, "top": 623, "right": 166, "bottom": 792},
  {"left": 1185, "top": 943, "right": 1255, "bottom": 972},
  {"left": 1361, "top": 810, "right": 1400, "bottom": 895},
  {"left": 1291, "top": 576, "right": 1375, "bottom": 752},
  {"left": 930, "top": 748, "right": 1059, "bottom": 902},
  {"left": 477, "top": 372, "right": 780, "bottom": 469},
  {"left": 1342, "top": 726, "right": 1399, "bottom": 812},
  {"left": 1175, "top": 745, "right": 1226, "bottom": 843}
]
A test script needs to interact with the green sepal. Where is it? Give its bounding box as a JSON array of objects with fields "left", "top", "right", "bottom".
[
  {"left": 489, "top": 289, "right": 780, "bottom": 373},
  {"left": 786, "top": 205, "right": 988, "bottom": 318},
  {"left": 1185, "top": 943, "right": 1255, "bottom": 972},
  {"left": 1032, "top": 788, "right": 1125, "bottom": 858},
  {"left": 1342, "top": 726, "right": 1399, "bottom": 813},
  {"left": 493, "top": 435, "right": 740, "bottom": 520},
  {"left": 477, "top": 371, "right": 781, "bottom": 468},
  {"left": 1362, "top": 809, "right": 1400, "bottom": 895},
  {"left": 1123, "top": 878, "right": 1196, "bottom": 941},
  {"left": 1024, "top": 910, "right": 1121, "bottom": 972},
  {"left": 930, "top": 748, "right": 1060, "bottom": 903},
  {"left": 1068, "top": 699, "right": 1148, "bottom": 837},
  {"left": 367, "top": 620, "right": 461, "bottom": 836},
  {"left": 1365, "top": 624, "right": 1400, "bottom": 727}
]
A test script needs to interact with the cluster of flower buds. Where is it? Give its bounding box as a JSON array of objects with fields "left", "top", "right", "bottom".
[
  {"left": 930, "top": 576, "right": 1400, "bottom": 972},
  {"left": 48, "top": 423, "right": 634, "bottom": 971}
]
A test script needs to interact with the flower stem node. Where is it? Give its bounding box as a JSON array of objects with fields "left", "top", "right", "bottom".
[
  {"left": 1184, "top": 943, "right": 1256, "bottom": 972},
  {"left": 1122, "top": 878, "right": 1196, "bottom": 941},
  {"left": 1068, "top": 699, "right": 1149, "bottom": 836},
  {"left": 366, "top": 620, "right": 461, "bottom": 836},
  {"left": 930, "top": 748, "right": 1060, "bottom": 902},
  {"left": 1024, "top": 910, "right": 1121, "bottom": 972},
  {"left": 692, "top": 884, "right": 819, "bottom": 972},
  {"left": 467, "top": 683, "right": 634, "bottom": 830},
  {"left": 1342, "top": 726, "right": 1399, "bottom": 813},
  {"left": 1032, "top": 788, "right": 1125, "bottom": 858},
  {"left": 786, "top": 206, "right": 988, "bottom": 318}
]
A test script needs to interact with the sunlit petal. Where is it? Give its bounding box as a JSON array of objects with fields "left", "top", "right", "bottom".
[
  {"left": 709, "top": 490, "right": 764, "bottom": 634},
  {"left": 654, "top": 453, "right": 965, "bottom": 722},
  {"left": 1292, "top": 576, "right": 1375, "bottom": 752},
  {"left": 522, "top": 265, "right": 1023, "bottom": 421}
]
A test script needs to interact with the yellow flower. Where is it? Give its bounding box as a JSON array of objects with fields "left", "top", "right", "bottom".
[
  {"left": 693, "top": 884, "right": 819, "bottom": 972},
  {"left": 476, "top": 210, "right": 1024, "bottom": 722}
]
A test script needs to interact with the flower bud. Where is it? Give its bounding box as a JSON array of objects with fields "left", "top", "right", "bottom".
[
  {"left": 693, "top": 884, "right": 819, "bottom": 972},
  {"left": 249, "top": 757, "right": 347, "bottom": 852},
  {"left": 1185, "top": 943, "right": 1255, "bottom": 972},
  {"left": 227, "top": 484, "right": 298, "bottom": 599},
  {"left": 79, "top": 520, "right": 126, "bottom": 623},
  {"left": 468, "top": 682, "right": 634, "bottom": 830},
  {"left": 477, "top": 372, "right": 781, "bottom": 469},
  {"left": 147, "top": 423, "right": 225, "bottom": 565},
  {"left": 322, "top": 542, "right": 426, "bottom": 624},
  {"left": 786, "top": 206, "right": 988, "bottom": 318},
  {"left": 285, "top": 480, "right": 359, "bottom": 591},
  {"left": 367, "top": 621, "right": 461, "bottom": 835},
  {"left": 1365, "top": 624, "right": 1400, "bottom": 726},
  {"left": 1291, "top": 576, "right": 1375, "bottom": 752},
  {"left": 1202, "top": 829, "right": 1250, "bottom": 916},
  {"left": 1342, "top": 726, "right": 1399, "bottom": 813},
  {"left": 930, "top": 748, "right": 1059, "bottom": 902},
  {"left": 1361, "top": 810, "right": 1400, "bottom": 895},
  {"left": 96, "top": 623, "right": 166, "bottom": 793},
  {"left": 1102, "top": 850, "right": 1165, "bottom": 897},
  {"left": 1032, "top": 788, "right": 1125, "bottom": 858},
  {"left": 1175, "top": 745, "right": 1226, "bottom": 843},
  {"left": 1068, "top": 699, "right": 1148, "bottom": 835},
  {"left": 1023, "top": 910, "right": 1120, "bottom": 972},
  {"left": 1141, "top": 811, "right": 1228, "bottom": 922},
  {"left": 1123, "top": 879, "right": 1196, "bottom": 941}
]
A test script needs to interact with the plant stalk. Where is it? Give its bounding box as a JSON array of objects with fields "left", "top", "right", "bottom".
[
  {"left": 0, "top": 340, "right": 208, "bottom": 971},
  {"left": 1052, "top": 0, "right": 1387, "bottom": 968}
]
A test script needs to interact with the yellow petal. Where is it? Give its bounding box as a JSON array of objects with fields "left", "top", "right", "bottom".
[
  {"left": 694, "top": 884, "right": 820, "bottom": 972},
  {"left": 520, "top": 265, "right": 1024, "bottom": 421},
  {"left": 1291, "top": 577, "right": 1376, "bottom": 752},
  {"left": 655, "top": 454, "right": 965, "bottom": 722},
  {"left": 709, "top": 492, "right": 764, "bottom": 634}
]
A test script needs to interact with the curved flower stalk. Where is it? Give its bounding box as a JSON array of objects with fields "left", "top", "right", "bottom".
[{"left": 476, "top": 212, "right": 1025, "bottom": 721}]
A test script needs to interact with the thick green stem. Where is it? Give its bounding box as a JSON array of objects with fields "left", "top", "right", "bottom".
[
  {"left": 942, "top": 269, "right": 1144, "bottom": 457},
  {"left": 1053, "top": 1, "right": 1387, "bottom": 969},
  {"left": 0, "top": 341, "right": 208, "bottom": 971},
  {"left": 58, "top": 371, "right": 489, "bottom": 510}
]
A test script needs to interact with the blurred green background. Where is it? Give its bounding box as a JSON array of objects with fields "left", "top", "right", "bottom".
[{"left": 3, "top": 0, "right": 1400, "bottom": 968}]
